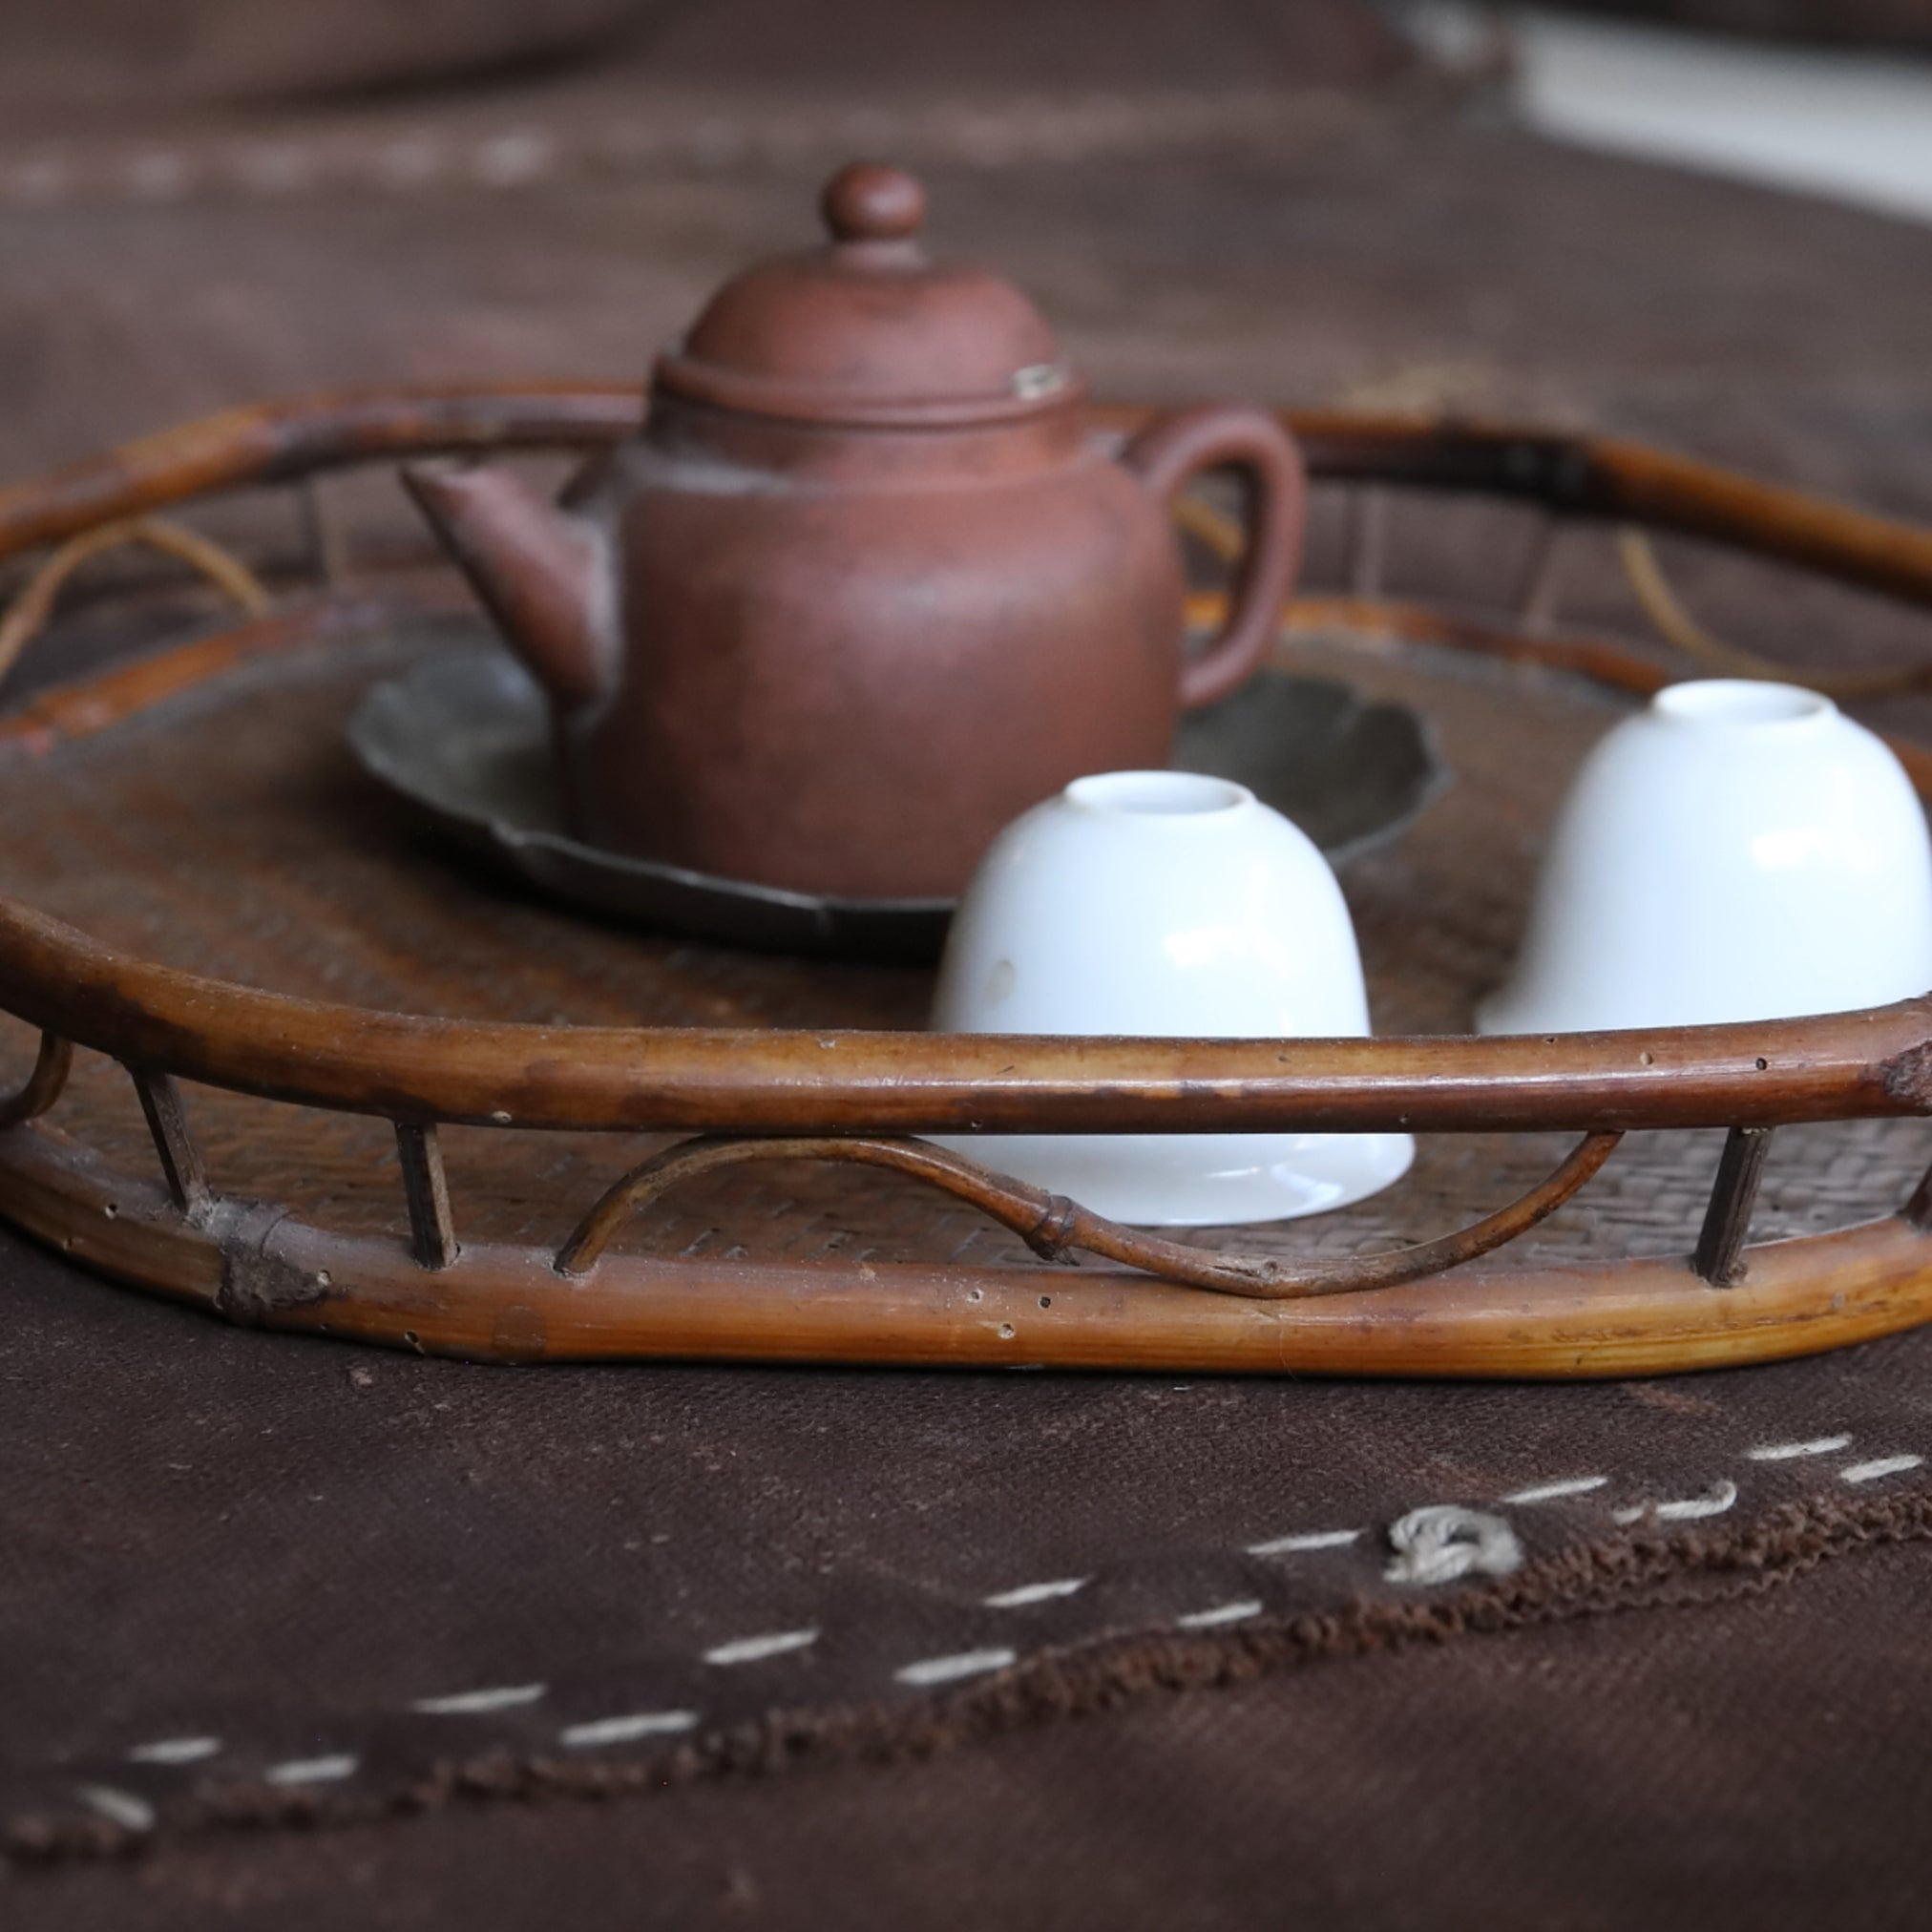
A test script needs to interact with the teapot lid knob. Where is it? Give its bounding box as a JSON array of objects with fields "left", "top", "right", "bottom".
[
  {"left": 821, "top": 162, "right": 926, "bottom": 244},
  {"left": 658, "top": 158, "right": 1073, "bottom": 428}
]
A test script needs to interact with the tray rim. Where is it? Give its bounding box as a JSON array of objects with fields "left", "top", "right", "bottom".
[{"left": 2, "top": 382, "right": 1931, "bottom": 1377}]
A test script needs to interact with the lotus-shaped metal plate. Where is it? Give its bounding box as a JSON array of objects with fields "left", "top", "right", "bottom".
[{"left": 349, "top": 640, "right": 1446, "bottom": 959}]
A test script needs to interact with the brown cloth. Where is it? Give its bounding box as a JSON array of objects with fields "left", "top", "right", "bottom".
[
  {"left": 0, "top": 0, "right": 1411, "bottom": 136},
  {"left": 5, "top": 1226, "right": 1932, "bottom": 1920},
  {"left": 5, "top": 54, "right": 1932, "bottom": 1929},
  {"left": 19, "top": 1520, "right": 1932, "bottom": 1928}
]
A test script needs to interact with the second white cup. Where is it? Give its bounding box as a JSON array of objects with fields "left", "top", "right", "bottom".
[{"left": 1480, "top": 679, "right": 1932, "bottom": 1035}]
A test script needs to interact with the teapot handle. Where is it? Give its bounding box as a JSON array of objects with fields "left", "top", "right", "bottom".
[{"left": 1121, "top": 404, "right": 1307, "bottom": 710}]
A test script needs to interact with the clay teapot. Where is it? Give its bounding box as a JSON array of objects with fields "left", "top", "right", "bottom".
[{"left": 404, "top": 161, "right": 1307, "bottom": 900}]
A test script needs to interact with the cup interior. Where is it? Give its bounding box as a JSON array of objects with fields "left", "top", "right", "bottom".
[{"left": 1065, "top": 770, "right": 1250, "bottom": 817}]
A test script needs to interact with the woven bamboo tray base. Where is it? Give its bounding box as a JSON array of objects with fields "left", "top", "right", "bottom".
[{"left": 4, "top": 590, "right": 1926, "bottom": 1302}]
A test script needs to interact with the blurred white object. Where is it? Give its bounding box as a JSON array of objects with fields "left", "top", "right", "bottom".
[
  {"left": 1480, "top": 680, "right": 1932, "bottom": 1036},
  {"left": 929, "top": 770, "right": 1413, "bottom": 1226},
  {"left": 1404, "top": 3, "right": 1932, "bottom": 225}
]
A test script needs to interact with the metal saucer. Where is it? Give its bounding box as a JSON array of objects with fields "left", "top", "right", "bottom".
[{"left": 348, "top": 637, "right": 1447, "bottom": 959}]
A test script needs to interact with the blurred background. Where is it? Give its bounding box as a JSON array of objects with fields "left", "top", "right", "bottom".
[{"left": 0, "top": 0, "right": 1927, "bottom": 510}]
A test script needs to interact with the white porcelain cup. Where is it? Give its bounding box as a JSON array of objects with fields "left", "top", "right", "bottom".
[
  {"left": 928, "top": 770, "right": 1413, "bottom": 1226},
  {"left": 1480, "top": 679, "right": 1932, "bottom": 1036}
]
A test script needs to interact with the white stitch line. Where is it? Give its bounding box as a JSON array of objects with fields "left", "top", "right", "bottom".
[
  {"left": 1614, "top": 1479, "right": 1738, "bottom": 1525},
  {"left": 473, "top": 130, "right": 556, "bottom": 187},
  {"left": 75, "top": 1785, "right": 156, "bottom": 1833},
  {"left": 984, "top": 1577, "right": 1089, "bottom": 1608},
  {"left": 376, "top": 136, "right": 445, "bottom": 187},
  {"left": 1747, "top": 1434, "right": 1853, "bottom": 1461},
  {"left": 127, "top": 151, "right": 192, "bottom": 201},
  {"left": 703, "top": 1628, "right": 818, "bottom": 1667},
  {"left": 1840, "top": 1454, "right": 1924, "bottom": 1484},
  {"left": 262, "top": 1754, "right": 358, "bottom": 1787},
  {"left": 8, "top": 158, "right": 72, "bottom": 206},
  {"left": 1500, "top": 1476, "right": 1607, "bottom": 1504},
  {"left": 234, "top": 145, "right": 313, "bottom": 195},
  {"left": 559, "top": 1710, "right": 699, "bottom": 1750},
  {"left": 1655, "top": 1479, "right": 1739, "bottom": 1522},
  {"left": 1246, "top": 1528, "right": 1360, "bottom": 1556},
  {"left": 1176, "top": 1598, "right": 1264, "bottom": 1629},
  {"left": 895, "top": 1648, "right": 1017, "bottom": 1688},
  {"left": 410, "top": 1683, "right": 547, "bottom": 1716},
  {"left": 127, "top": 1735, "right": 220, "bottom": 1766}
]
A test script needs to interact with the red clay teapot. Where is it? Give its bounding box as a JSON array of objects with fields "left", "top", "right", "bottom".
[{"left": 405, "top": 161, "right": 1306, "bottom": 899}]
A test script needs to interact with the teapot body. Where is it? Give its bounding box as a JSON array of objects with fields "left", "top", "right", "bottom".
[
  {"left": 403, "top": 162, "right": 1307, "bottom": 902},
  {"left": 563, "top": 398, "right": 1189, "bottom": 898}
]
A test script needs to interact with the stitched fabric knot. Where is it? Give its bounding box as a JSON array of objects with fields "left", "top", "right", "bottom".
[{"left": 1383, "top": 1504, "right": 1523, "bottom": 1585}]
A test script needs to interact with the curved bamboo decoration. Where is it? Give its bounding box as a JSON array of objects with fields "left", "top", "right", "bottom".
[
  {"left": 0, "top": 1032, "right": 71, "bottom": 1131},
  {"left": 1189, "top": 500, "right": 1932, "bottom": 705},
  {"left": 1616, "top": 527, "right": 1932, "bottom": 701},
  {"left": 1, "top": 1124, "right": 1927, "bottom": 1378},
  {"left": 0, "top": 515, "right": 269, "bottom": 691},
  {"left": 556, "top": 1129, "right": 1624, "bottom": 1299}
]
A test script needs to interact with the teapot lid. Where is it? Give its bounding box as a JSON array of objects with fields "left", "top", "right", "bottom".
[{"left": 653, "top": 162, "right": 1081, "bottom": 429}]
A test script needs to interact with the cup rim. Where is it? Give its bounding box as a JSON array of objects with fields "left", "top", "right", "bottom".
[
  {"left": 1063, "top": 770, "right": 1253, "bottom": 818},
  {"left": 1650, "top": 679, "right": 1835, "bottom": 730}
]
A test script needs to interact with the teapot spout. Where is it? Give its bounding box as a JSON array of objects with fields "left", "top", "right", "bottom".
[{"left": 402, "top": 462, "right": 612, "bottom": 709}]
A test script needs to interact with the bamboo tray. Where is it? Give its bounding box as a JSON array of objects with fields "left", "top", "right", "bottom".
[{"left": 2, "top": 384, "right": 1931, "bottom": 1378}]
